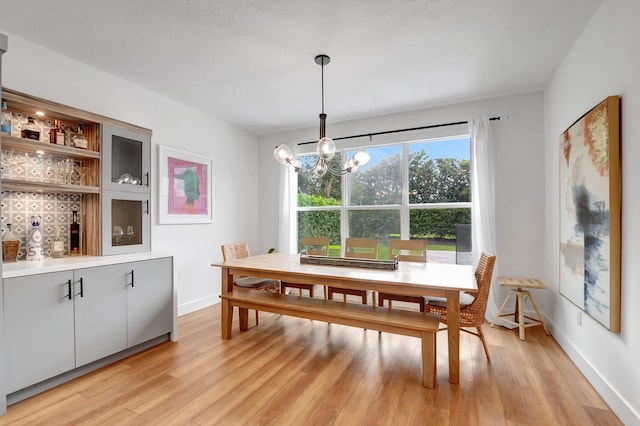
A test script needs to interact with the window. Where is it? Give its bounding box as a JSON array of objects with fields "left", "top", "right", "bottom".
[{"left": 296, "top": 136, "right": 471, "bottom": 263}]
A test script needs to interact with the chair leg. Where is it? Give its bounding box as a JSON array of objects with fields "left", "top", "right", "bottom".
[
  {"left": 255, "top": 310, "right": 259, "bottom": 326},
  {"left": 477, "top": 326, "right": 491, "bottom": 362}
]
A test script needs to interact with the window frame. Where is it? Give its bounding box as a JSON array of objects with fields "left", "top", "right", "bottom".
[{"left": 295, "top": 134, "right": 471, "bottom": 253}]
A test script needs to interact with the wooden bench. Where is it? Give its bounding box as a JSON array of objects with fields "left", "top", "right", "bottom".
[{"left": 220, "top": 288, "right": 441, "bottom": 388}]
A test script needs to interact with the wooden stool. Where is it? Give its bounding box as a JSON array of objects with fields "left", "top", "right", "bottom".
[{"left": 491, "top": 277, "right": 550, "bottom": 340}]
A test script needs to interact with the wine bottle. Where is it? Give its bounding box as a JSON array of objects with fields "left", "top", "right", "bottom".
[
  {"left": 73, "top": 121, "right": 88, "bottom": 149},
  {"left": 21, "top": 116, "right": 41, "bottom": 140},
  {"left": 49, "top": 119, "right": 66, "bottom": 145},
  {"left": 70, "top": 210, "right": 80, "bottom": 255},
  {"left": 1, "top": 101, "right": 11, "bottom": 135},
  {"left": 52, "top": 226, "right": 64, "bottom": 258}
]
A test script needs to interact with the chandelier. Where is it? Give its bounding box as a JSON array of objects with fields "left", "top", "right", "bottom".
[{"left": 273, "top": 54, "right": 370, "bottom": 176}]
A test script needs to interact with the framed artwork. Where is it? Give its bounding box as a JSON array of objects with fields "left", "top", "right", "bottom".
[
  {"left": 559, "top": 95, "right": 621, "bottom": 332},
  {"left": 158, "top": 145, "right": 213, "bottom": 224}
]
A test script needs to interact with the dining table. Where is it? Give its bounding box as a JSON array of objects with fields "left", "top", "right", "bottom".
[{"left": 212, "top": 252, "right": 476, "bottom": 385}]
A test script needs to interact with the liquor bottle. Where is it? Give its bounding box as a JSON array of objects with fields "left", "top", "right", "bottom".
[
  {"left": 49, "top": 119, "right": 66, "bottom": 145},
  {"left": 52, "top": 226, "right": 65, "bottom": 258},
  {"left": 21, "top": 116, "right": 41, "bottom": 140},
  {"left": 70, "top": 210, "right": 80, "bottom": 255},
  {"left": 1, "top": 101, "right": 11, "bottom": 135},
  {"left": 73, "top": 121, "right": 88, "bottom": 149}
]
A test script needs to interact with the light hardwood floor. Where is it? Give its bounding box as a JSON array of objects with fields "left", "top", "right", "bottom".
[{"left": 0, "top": 302, "right": 621, "bottom": 425}]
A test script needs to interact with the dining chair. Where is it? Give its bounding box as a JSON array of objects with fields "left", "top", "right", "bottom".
[
  {"left": 378, "top": 239, "right": 428, "bottom": 312},
  {"left": 327, "top": 237, "right": 378, "bottom": 304},
  {"left": 221, "top": 242, "right": 280, "bottom": 325},
  {"left": 281, "top": 236, "right": 329, "bottom": 298},
  {"left": 425, "top": 251, "right": 496, "bottom": 361}
]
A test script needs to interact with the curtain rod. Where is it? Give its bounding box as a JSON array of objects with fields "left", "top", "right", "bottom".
[{"left": 297, "top": 116, "right": 501, "bottom": 146}]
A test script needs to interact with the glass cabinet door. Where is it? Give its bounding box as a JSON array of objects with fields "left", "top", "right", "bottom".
[
  {"left": 102, "top": 124, "right": 151, "bottom": 194},
  {"left": 102, "top": 191, "right": 150, "bottom": 255}
]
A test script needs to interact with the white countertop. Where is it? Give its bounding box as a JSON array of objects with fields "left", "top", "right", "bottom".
[{"left": 2, "top": 252, "right": 174, "bottom": 278}]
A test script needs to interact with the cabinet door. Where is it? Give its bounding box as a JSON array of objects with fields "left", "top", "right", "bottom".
[
  {"left": 102, "top": 190, "right": 151, "bottom": 255},
  {"left": 73, "top": 264, "right": 127, "bottom": 367},
  {"left": 126, "top": 257, "right": 173, "bottom": 347},
  {"left": 4, "top": 271, "right": 75, "bottom": 393},
  {"left": 101, "top": 124, "right": 151, "bottom": 194}
]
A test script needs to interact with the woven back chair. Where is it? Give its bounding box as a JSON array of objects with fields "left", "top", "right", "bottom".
[
  {"left": 281, "top": 237, "right": 329, "bottom": 298},
  {"left": 378, "top": 239, "right": 428, "bottom": 312},
  {"left": 221, "top": 242, "right": 280, "bottom": 325},
  {"left": 327, "top": 238, "right": 378, "bottom": 304},
  {"left": 425, "top": 251, "right": 496, "bottom": 361}
]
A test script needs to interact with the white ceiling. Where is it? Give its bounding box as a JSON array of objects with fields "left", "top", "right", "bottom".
[{"left": 0, "top": 0, "right": 600, "bottom": 135}]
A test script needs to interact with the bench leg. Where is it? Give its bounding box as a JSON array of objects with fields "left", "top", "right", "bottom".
[
  {"left": 421, "top": 330, "right": 436, "bottom": 388},
  {"left": 239, "top": 307, "right": 249, "bottom": 331},
  {"left": 221, "top": 299, "right": 232, "bottom": 339}
]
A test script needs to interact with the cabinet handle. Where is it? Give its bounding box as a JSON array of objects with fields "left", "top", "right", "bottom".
[
  {"left": 67, "top": 279, "right": 72, "bottom": 300},
  {"left": 145, "top": 200, "right": 149, "bottom": 214},
  {"left": 78, "top": 277, "right": 84, "bottom": 298},
  {"left": 129, "top": 270, "right": 135, "bottom": 288},
  {"left": 145, "top": 172, "right": 150, "bottom": 187}
]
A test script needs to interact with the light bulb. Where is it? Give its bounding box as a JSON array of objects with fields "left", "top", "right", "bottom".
[
  {"left": 317, "top": 137, "right": 336, "bottom": 159},
  {"left": 273, "top": 144, "right": 294, "bottom": 165},
  {"left": 313, "top": 159, "right": 327, "bottom": 176},
  {"left": 352, "top": 150, "right": 370, "bottom": 167},
  {"left": 287, "top": 158, "right": 302, "bottom": 173}
]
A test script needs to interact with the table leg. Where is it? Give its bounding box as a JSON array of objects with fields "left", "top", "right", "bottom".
[
  {"left": 221, "top": 298, "right": 232, "bottom": 339},
  {"left": 239, "top": 308, "right": 249, "bottom": 331},
  {"left": 446, "top": 290, "right": 460, "bottom": 385},
  {"left": 517, "top": 292, "right": 525, "bottom": 340}
]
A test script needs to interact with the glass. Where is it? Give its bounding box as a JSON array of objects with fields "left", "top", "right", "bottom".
[
  {"left": 112, "top": 225, "right": 124, "bottom": 246},
  {"left": 409, "top": 207, "right": 471, "bottom": 265},
  {"left": 126, "top": 225, "right": 135, "bottom": 244},
  {"left": 347, "top": 145, "right": 401, "bottom": 206},
  {"left": 348, "top": 209, "right": 400, "bottom": 260},
  {"left": 408, "top": 137, "right": 471, "bottom": 204},
  {"left": 111, "top": 135, "right": 143, "bottom": 185},
  {"left": 111, "top": 198, "right": 143, "bottom": 248},
  {"left": 297, "top": 154, "right": 343, "bottom": 206},
  {"left": 297, "top": 210, "right": 340, "bottom": 255}
]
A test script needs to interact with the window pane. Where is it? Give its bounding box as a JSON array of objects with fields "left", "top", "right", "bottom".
[
  {"left": 348, "top": 209, "right": 401, "bottom": 259},
  {"left": 409, "top": 137, "right": 470, "bottom": 204},
  {"left": 297, "top": 211, "right": 341, "bottom": 256},
  {"left": 297, "top": 154, "right": 342, "bottom": 206},
  {"left": 409, "top": 208, "right": 471, "bottom": 264},
  {"left": 348, "top": 146, "right": 401, "bottom": 206}
]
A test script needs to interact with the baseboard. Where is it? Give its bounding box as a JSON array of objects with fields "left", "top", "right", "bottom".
[
  {"left": 178, "top": 295, "right": 217, "bottom": 316},
  {"left": 548, "top": 317, "right": 639, "bottom": 425}
]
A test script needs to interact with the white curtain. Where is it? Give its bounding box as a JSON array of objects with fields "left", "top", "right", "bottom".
[
  {"left": 469, "top": 117, "right": 501, "bottom": 322},
  {"left": 277, "top": 144, "right": 297, "bottom": 255}
]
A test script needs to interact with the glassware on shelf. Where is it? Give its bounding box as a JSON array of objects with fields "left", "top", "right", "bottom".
[
  {"left": 113, "top": 225, "right": 124, "bottom": 246},
  {"left": 126, "top": 225, "right": 135, "bottom": 244},
  {"left": 21, "top": 116, "right": 41, "bottom": 141}
]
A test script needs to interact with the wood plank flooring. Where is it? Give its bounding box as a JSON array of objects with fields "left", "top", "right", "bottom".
[{"left": 0, "top": 303, "right": 621, "bottom": 425}]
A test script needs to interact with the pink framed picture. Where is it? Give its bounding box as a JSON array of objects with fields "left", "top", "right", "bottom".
[{"left": 159, "top": 145, "right": 213, "bottom": 224}]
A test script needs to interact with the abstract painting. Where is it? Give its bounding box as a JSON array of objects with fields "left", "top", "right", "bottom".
[
  {"left": 158, "top": 145, "right": 213, "bottom": 224},
  {"left": 559, "top": 96, "right": 620, "bottom": 332}
]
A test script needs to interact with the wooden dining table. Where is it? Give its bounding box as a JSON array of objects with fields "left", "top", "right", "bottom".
[{"left": 212, "top": 252, "right": 476, "bottom": 385}]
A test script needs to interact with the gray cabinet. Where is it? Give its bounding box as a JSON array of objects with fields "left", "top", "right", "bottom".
[
  {"left": 101, "top": 124, "right": 152, "bottom": 256},
  {"left": 4, "top": 271, "right": 76, "bottom": 393},
  {"left": 73, "top": 264, "right": 127, "bottom": 367},
  {"left": 3, "top": 256, "right": 172, "bottom": 394},
  {"left": 126, "top": 258, "right": 173, "bottom": 347}
]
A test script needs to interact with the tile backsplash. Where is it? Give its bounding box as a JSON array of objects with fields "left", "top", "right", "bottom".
[{"left": 1, "top": 191, "right": 81, "bottom": 260}]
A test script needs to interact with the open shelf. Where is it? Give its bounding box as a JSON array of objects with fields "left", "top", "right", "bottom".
[
  {"left": 1, "top": 178, "right": 100, "bottom": 194},
  {"left": 1, "top": 135, "right": 100, "bottom": 160}
]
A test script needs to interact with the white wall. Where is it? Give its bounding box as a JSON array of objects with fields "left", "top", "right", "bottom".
[
  {"left": 258, "top": 92, "right": 546, "bottom": 316},
  {"left": 543, "top": 0, "right": 640, "bottom": 423},
  {"left": 0, "top": 32, "right": 262, "bottom": 316}
]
